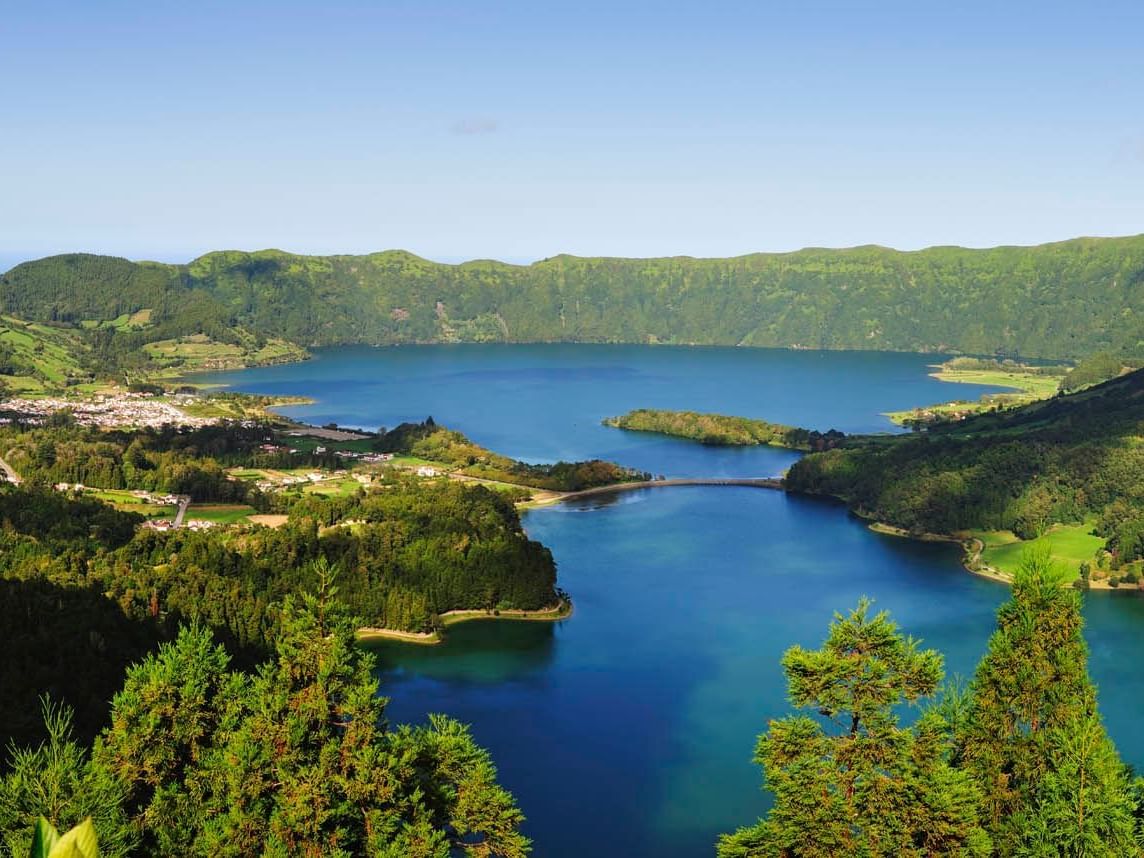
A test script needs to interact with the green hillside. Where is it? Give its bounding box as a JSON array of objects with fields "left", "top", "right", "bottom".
[
  {"left": 4, "top": 235, "right": 1144, "bottom": 362},
  {"left": 0, "top": 316, "right": 98, "bottom": 393},
  {"left": 785, "top": 368, "right": 1144, "bottom": 578}
]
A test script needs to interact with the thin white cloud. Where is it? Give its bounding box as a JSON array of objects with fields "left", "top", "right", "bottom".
[{"left": 452, "top": 117, "right": 499, "bottom": 135}]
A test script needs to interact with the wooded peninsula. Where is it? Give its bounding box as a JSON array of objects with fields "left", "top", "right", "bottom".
[{"left": 604, "top": 409, "right": 845, "bottom": 451}]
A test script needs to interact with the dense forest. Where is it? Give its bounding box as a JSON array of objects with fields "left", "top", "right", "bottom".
[
  {"left": 0, "top": 466, "right": 557, "bottom": 752},
  {"left": 0, "top": 573, "right": 530, "bottom": 857},
  {"left": 720, "top": 553, "right": 1142, "bottom": 856},
  {"left": 3, "top": 236, "right": 1144, "bottom": 372},
  {"left": 785, "top": 367, "right": 1144, "bottom": 564},
  {"left": 604, "top": 409, "right": 845, "bottom": 450}
]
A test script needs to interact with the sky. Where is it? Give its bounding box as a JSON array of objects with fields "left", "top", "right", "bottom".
[{"left": 2, "top": 0, "right": 1143, "bottom": 269}]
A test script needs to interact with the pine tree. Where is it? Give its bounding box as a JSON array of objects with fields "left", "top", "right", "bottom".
[
  {"left": 0, "top": 700, "right": 135, "bottom": 858},
  {"left": 1013, "top": 714, "right": 1138, "bottom": 857},
  {"left": 90, "top": 558, "right": 530, "bottom": 856},
  {"left": 717, "top": 599, "right": 990, "bottom": 857},
  {"left": 92, "top": 622, "right": 242, "bottom": 855},
  {"left": 959, "top": 548, "right": 1138, "bottom": 855}
]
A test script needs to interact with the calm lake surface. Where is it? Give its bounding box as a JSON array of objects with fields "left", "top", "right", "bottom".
[{"left": 200, "top": 345, "right": 1144, "bottom": 858}]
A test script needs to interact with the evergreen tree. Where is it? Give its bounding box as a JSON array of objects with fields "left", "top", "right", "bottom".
[
  {"left": 0, "top": 700, "right": 135, "bottom": 858},
  {"left": 959, "top": 549, "right": 1138, "bottom": 855},
  {"left": 1013, "top": 715, "right": 1138, "bottom": 857},
  {"left": 89, "top": 559, "right": 530, "bottom": 857},
  {"left": 717, "top": 599, "right": 989, "bottom": 857},
  {"left": 93, "top": 624, "right": 243, "bottom": 855}
]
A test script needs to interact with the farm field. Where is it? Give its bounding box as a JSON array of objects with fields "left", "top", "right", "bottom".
[{"left": 969, "top": 522, "right": 1105, "bottom": 580}]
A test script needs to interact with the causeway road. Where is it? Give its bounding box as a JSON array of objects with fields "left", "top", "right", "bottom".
[{"left": 557, "top": 477, "right": 784, "bottom": 502}]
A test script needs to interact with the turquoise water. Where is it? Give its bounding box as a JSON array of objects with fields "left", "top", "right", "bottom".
[{"left": 199, "top": 345, "right": 1144, "bottom": 857}]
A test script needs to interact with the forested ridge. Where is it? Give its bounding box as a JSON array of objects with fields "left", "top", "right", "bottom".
[
  {"left": 0, "top": 419, "right": 561, "bottom": 753},
  {"left": 785, "top": 367, "right": 1144, "bottom": 564},
  {"left": 3, "top": 234, "right": 1144, "bottom": 366}
]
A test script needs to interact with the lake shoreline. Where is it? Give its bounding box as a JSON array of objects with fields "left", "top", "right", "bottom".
[
  {"left": 864, "top": 518, "right": 1128, "bottom": 591},
  {"left": 357, "top": 599, "right": 573, "bottom": 646}
]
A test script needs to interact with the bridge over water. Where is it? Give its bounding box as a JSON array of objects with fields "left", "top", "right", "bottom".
[{"left": 559, "top": 477, "right": 784, "bottom": 502}]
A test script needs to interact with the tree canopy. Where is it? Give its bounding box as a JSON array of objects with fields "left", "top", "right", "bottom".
[
  {"left": 720, "top": 552, "right": 1141, "bottom": 857},
  {"left": 3, "top": 566, "right": 532, "bottom": 857}
]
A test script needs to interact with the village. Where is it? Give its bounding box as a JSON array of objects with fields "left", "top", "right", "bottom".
[
  {"left": 0, "top": 391, "right": 221, "bottom": 429},
  {"left": 0, "top": 390, "right": 454, "bottom": 534}
]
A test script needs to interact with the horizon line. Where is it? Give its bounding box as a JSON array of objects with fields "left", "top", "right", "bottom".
[{"left": 3, "top": 231, "right": 1144, "bottom": 274}]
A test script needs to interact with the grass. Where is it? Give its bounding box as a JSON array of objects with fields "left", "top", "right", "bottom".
[
  {"left": 387, "top": 455, "right": 448, "bottom": 469},
  {"left": 282, "top": 435, "right": 375, "bottom": 454},
  {"left": 144, "top": 334, "right": 307, "bottom": 373},
  {"left": 0, "top": 316, "right": 92, "bottom": 392},
  {"left": 302, "top": 479, "right": 363, "bottom": 498},
  {"left": 356, "top": 600, "right": 573, "bottom": 647},
  {"left": 934, "top": 367, "right": 1064, "bottom": 398},
  {"left": 229, "top": 469, "right": 268, "bottom": 481},
  {"left": 969, "top": 522, "right": 1105, "bottom": 581},
  {"left": 885, "top": 362, "right": 1066, "bottom": 426},
  {"left": 185, "top": 504, "right": 258, "bottom": 525},
  {"left": 0, "top": 310, "right": 304, "bottom": 397},
  {"left": 80, "top": 310, "right": 153, "bottom": 331},
  {"left": 79, "top": 489, "right": 175, "bottom": 517}
]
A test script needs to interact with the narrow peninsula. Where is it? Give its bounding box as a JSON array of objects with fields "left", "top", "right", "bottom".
[{"left": 603, "top": 409, "right": 845, "bottom": 451}]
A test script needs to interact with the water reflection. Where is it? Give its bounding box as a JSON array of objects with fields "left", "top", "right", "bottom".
[{"left": 368, "top": 617, "right": 560, "bottom": 685}]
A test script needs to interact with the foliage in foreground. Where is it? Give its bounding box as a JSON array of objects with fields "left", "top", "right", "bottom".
[
  {"left": 28, "top": 817, "right": 101, "bottom": 858},
  {"left": 720, "top": 551, "right": 1140, "bottom": 857},
  {"left": 1, "top": 563, "right": 530, "bottom": 857},
  {"left": 0, "top": 470, "right": 558, "bottom": 748},
  {"left": 717, "top": 600, "right": 990, "bottom": 857}
]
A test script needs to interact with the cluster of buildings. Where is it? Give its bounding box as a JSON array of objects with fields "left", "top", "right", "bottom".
[
  {"left": 254, "top": 445, "right": 393, "bottom": 466},
  {"left": 253, "top": 471, "right": 327, "bottom": 491},
  {"left": 53, "top": 484, "right": 182, "bottom": 507},
  {"left": 1, "top": 393, "right": 217, "bottom": 430},
  {"left": 336, "top": 450, "right": 393, "bottom": 464},
  {"left": 142, "top": 518, "right": 215, "bottom": 532}
]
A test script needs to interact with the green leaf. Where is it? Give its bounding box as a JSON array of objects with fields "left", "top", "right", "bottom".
[
  {"left": 29, "top": 817, "right": 61, "bottom": 858},
  {"left": 47, "top": 818, "right": 100, "bottom": 858}
]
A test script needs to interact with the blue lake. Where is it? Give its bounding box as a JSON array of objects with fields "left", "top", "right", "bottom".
[{"left": 199, "top": 345, "right": 1144, "bottom": 857}]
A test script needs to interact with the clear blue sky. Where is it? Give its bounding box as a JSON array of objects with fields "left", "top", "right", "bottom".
[{"left": 2, "top": 0, "right": 1143, "bottom": 268}]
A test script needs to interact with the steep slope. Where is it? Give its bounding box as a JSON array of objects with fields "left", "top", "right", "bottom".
[
  {"left": 3, "top": 235, "right": 1144, "bottom": 360},
  {"left": 785, "top": 369, "right": 1144, "bottom": 564},
  {"left": 0, "top": 254, "right": 304, "bottom": 378}
]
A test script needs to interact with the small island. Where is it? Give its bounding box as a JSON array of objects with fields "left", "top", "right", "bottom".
[{"left": 603, "top": 409, "right": 845, "bottom": 451}]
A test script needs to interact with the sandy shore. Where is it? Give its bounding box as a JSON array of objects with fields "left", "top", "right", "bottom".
[{"left": 356, "top": 600, "right": 573, "bottom": 646}]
